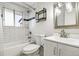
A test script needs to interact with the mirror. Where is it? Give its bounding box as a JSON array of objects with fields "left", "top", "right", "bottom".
[
  {"left": 65, "top": 2, "right": 76, "bottom": 25},
  {"left": 54, "top": 2, "right": 79, "bottom": 28}
]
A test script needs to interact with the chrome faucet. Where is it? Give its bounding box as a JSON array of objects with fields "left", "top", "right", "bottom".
[{"left": 60, "top": 29, "right": 68, "bottom": 38}]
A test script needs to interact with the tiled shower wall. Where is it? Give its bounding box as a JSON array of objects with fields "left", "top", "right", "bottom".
[
  {"left": 2, "top": 19, "right": 29, "bottom": 45},
  {"left": 0, "top": 2, "right": 29, "bottom": 44},
  {"left": 0, "top": 11, "right": 3, "bottom": 55},
  {"left": 3, "top": 26, "right": 28, "bottom": 44},
  {"left": 0, "top": 28, "right": 3, "bottom": 56},
  {"left": 0, "top": 2, "right": 29, "bottom": 55}
]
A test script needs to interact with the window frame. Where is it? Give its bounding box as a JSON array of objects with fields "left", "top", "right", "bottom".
[
  {"left": 14, "top": 10, "right": 23, "bottom": 27},
  {"left": 3, "top": 7, "right": 23, "bottom": 27}
]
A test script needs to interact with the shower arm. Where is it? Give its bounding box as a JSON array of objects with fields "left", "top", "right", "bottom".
[{"left": 18, "top": 17, "right": 35, "bottom": 23}]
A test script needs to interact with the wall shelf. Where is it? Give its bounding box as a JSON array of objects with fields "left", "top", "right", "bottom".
[{"left": 35, "top": 8, "right": 47, "bottom": 23}]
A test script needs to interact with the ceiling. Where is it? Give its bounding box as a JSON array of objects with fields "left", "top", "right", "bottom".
[
  {"left": 24, "top": 2, "right": 38, "bottom": 8},
  {"left": 12, "top": 2, "right": 38, "bottom": 11}
]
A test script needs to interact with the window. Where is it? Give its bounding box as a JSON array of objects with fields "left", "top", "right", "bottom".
[
  {"left": 4, "top": 8, "right": 14, "bottom": 26},
  {"left": 15, "top": 11, "right": 22, "bottom": 27},
  {"left": 4, "top": 8, "right": 23, "bottom": 27}
]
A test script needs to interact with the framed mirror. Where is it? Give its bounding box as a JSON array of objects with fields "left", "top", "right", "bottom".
[{"left": 54, "top": 2, "right": 79, "bottom": 28}]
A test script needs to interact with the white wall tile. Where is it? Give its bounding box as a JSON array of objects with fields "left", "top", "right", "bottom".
[{"left": 3, "top": 26, "right": 28, "bottom": 43}]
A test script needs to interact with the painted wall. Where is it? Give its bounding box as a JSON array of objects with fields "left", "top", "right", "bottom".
[
  {"left": 29, "top": 2, "right": 79, "bottom": 40},
  {"left": 29, "top": 2, "right": 54, "bottom": 36}
]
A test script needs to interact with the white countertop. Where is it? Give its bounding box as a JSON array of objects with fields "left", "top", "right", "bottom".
[{"left": 45, "top": 36, "right": 79, "bottom": 48}]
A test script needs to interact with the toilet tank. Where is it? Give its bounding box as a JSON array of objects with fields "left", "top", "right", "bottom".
[{"left": 32, "top": 34, "right": 45, "bottom": 45}]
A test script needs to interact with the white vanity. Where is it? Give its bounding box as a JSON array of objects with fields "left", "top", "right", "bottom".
[{"left": 44, "top": 36, "right": 79, "bottom": 56}]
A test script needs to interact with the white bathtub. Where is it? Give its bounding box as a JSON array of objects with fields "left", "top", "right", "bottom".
[{"left": 3, "top": 42, "right": 30, "bottom": 56}]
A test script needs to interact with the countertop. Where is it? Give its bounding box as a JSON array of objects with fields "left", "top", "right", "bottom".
[{"left": 44, "top": 36, "right": 79, "bottom": 48}]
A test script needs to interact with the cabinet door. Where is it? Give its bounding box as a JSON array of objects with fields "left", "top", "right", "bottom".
[
  {"left": 44, "top": 40, "right": 58, "bottom": 56},
  {"left": 59, "top": 43, "right": 79, "bottom": 56}
]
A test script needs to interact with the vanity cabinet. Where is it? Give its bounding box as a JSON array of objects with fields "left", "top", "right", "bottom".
[
  {"left": 44, "top": 40, "right": 58, "bottom": 56},
  {"left": 59, "top": 44, "right": 79, "bottom": 56},
  {"left": 44, "top": 40, "right": 79, "bottom": 56}
]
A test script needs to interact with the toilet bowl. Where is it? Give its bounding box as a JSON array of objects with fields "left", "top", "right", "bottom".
[
  {"left": 22, "top": 34, "right": 45, "bottom": 56},
  {"left": 23, "top": 44, "right": 40, "bottom": 55}
]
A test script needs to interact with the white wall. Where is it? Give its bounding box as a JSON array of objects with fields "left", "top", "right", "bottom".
[
  {"left": 29, "top": 2, "right": 54, "bottom": 36},
  {"left": 3, "top": 27, "right": 27, "bottom": 43},
  {"left": 1, "top": 3, "right": 29, "bottom": 44},
  {"left": 0, "top": 3, "right": 29, "bottom": 55},
  {"left": 29, "top": 2, "right": 79, "bottom": 40},
  {"left": 0, "top": 7, "right": 3, "bottom": 55}
]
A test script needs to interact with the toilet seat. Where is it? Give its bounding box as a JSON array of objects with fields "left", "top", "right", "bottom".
[{"left": 23, "top": 44, "right": 40, "bottom": 54}]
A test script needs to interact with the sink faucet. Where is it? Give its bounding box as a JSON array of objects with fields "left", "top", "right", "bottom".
[{"left": 60, "top": 29, "right": 68, "bottom": 38}]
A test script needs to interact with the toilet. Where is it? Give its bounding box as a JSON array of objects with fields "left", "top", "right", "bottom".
[{"left": 22, "top": 34, "right": 45, "bottom": 56}]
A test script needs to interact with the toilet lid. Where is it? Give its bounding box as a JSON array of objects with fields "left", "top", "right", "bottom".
[{"left": 23, "top": 44, "right": 40, "bottom": 52}]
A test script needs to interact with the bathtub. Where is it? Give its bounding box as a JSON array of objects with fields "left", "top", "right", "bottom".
[{"left": 3, "top": 41, "right": 30, "bottom": 56}]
